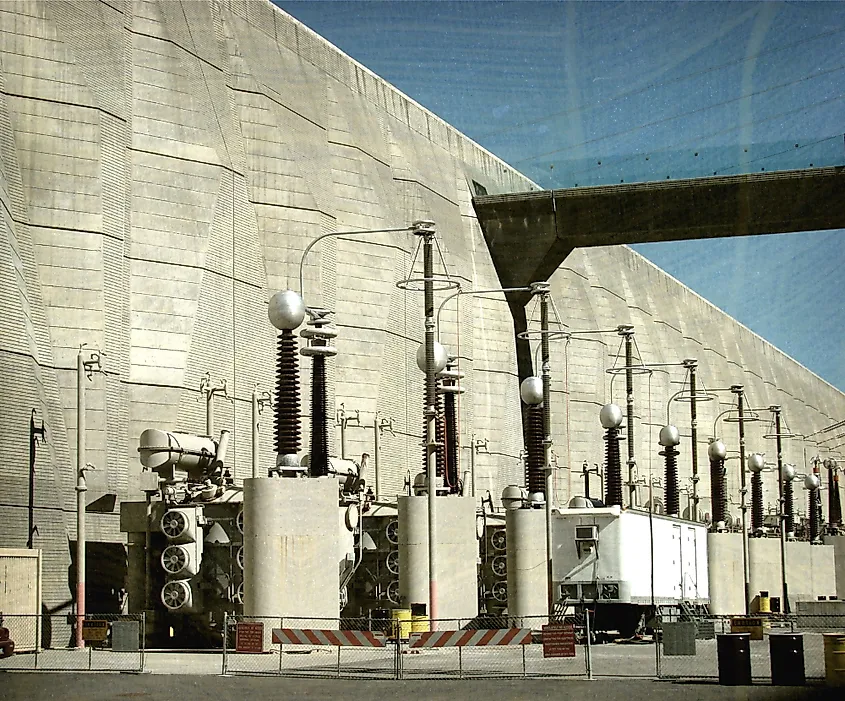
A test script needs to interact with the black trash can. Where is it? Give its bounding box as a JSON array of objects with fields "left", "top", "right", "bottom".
[
  {"left": 717, "top": 633, "right": 752, "bottom": 685},
  {"left": 770, "top": 633, "right": 805, "bottom": 686}
]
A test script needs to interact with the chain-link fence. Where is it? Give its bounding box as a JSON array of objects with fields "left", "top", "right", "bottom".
[
  {"left": 223, "top": 615, "right": 397, "bottom": 678},
  {"left": 657, "top": 613, "right": 845, "bottom": 683},
  {"left": 0, "top": 613, "right": 145, "bottom": 673},
  {"left": 222, "top": 614, "right": 590, "bottom": 679}
]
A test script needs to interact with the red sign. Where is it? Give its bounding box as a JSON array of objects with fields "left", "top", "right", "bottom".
[
  {"left": 542, "top": 624, "right": 576, "bottom": 658},
  {"left": 235, "top": 622, "right": 264, "bottom": 653}
]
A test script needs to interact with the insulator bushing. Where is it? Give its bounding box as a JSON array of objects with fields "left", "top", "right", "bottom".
[
  {"left": 709, "top": 455, "right": 726, "bottom": 527},
  {"left": 309, "top": 355, "right": 329, "bottom": 477},
  {"left": 604, "top": 427, "right": 623, "bottom": 507},
  {"left": 661, "top": 445, "right": 680, "bottom": 517},
  {"left": 829, "top": 468, "right": 842, "bottom": 527},
  {"left": 444, "top": 392, "right": 459, "bottom": 494},
  {"left": 525, "top": 404, "right": 545, "bottom": 497},
  {"left": 275, "top": 330, "right": 301, "bottom": 456},
  {"left": 784, "top": 479, "right": 794, "bottom": 536},
  {"left": 809, "top": 488, "right": 820, "bottom": 542},
  {"left": 435, "top": 393, "right": 446, "bottom": 479},
  {"left": 751, "top": 471, "right": 763, "bottom": 532}
]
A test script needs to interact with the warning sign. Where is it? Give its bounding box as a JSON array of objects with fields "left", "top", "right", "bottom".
[
  {"left": 730, "top": 617, "right": 764, "bottom": 640},
  {"left": 81, "top": 619, "right": 108, "bottom": 642},
  {"left": 236, "top": 622, "right": 264, "bottom": 653},
  {"left": 542, "top": 623, "right": 576, "bottom": 658}
]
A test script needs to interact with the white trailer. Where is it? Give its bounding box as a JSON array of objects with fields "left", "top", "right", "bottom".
[{"left": 552, "top": 505, "right": 708, "bottom": 636}]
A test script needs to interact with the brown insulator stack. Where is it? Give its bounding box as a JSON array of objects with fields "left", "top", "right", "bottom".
[
  {"left": 525, "top": 403, "right": 545, "bottom": 497},
  {"left": 600, "top": 404, "right": 624, "bottom": 507},
  {"left": 708, "top": 439, "right": 727, "bottom": 528},
  {"left": 275, "top": 330, "right": 301, "bottom": 456},
  {"left": 659, "top": 425, "right": 681, "bottom": 517}
]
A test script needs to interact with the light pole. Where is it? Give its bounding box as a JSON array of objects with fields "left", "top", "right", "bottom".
[{"left": 76, "top": 346, "right": 103, "bottom": 648}]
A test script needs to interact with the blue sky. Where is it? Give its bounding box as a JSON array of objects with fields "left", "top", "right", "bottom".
[{"left": 274, "top": 0, "right": 844, "bottom": 392}]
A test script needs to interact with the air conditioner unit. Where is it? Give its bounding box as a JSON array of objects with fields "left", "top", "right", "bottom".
[{"left": 575, "top": 525, "right": 598, "bottom": 542}]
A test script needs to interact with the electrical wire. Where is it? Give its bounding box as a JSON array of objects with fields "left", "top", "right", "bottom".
[
  {"left": 514, "top": 62, "right": 845, "bottom": 165},
  {"left": 563, "top": 91, "right": 845, "bottom": 182},
  {"left": 475, "top": 27, "right": 845, "bottom": 141}
]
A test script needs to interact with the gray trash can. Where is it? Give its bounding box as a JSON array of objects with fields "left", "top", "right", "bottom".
[
  {"left": 770, "top": 633, "right": 805, "bottom": 686},
  {"left": 717, "top": 633, "right": 752, "bottom": 685}
]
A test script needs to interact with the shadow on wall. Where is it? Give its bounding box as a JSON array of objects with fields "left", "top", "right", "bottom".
[{"left": 67, "top": 541, "right": 128, "bottom": 617}]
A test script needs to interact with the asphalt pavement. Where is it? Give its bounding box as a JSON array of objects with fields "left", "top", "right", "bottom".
[{"left": 1, "top": 673, "right": 842, "bottom": 701}]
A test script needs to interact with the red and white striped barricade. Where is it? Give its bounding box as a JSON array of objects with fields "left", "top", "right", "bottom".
[
  {"left": 272, "top": 628, "right": 387, "bottom": 647},
  {"left": 408, "top": 628, "right": 533, "bottom": 648}
]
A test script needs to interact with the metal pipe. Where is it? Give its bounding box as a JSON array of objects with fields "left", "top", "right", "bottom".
[
  {"left": 76, "top": 350, "right": 86, "bottom": 648},
  {"left": 374, "top": 412, "right": 380, "bottom": 499},
  {"left": 470, "top": 434, "right": 476, "bottom": 499},
  {"left": 422, "top": 228, "right": 439, "bottom": 629},
  {"left": 252, "top": 389, "right": 259, "bottom": 479},
  {"left": 734, "top": 386, "right": 751, "bottom": 615},
  {"left": 144, "top": 492, "right": 152, "bottom": 610},
  {"left": 687, "top": 360, "right": 700, "bottom": 522},
  {"left": 206, "top": 386, "right": 214, "bottom": 437},
  {"left": 623, "top": 330, "right": 636, "bottom": 508},
  {"left": 436, "top": 286, "right": 531, "bottom": 340},
  {"left": 773, "top": 406, "right": 790, "bottom": 613},
  {"left": 540, "top": 291, "right": 553, "bottom": 616},
  {"left": 299, "top": 226, "right": 412, "bottom": 301}
]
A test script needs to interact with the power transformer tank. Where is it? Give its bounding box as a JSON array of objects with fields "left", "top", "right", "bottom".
[{"left": 552, "top": 504, "right": 709, "bottom": 637}]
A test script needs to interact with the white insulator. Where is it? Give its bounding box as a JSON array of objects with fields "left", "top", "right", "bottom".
[
  {"left": 416, "top": 341, "right": 448, "bottom": 374},
  {"left": 300, "top": 345, "right": 338, "bottom": 357},
  {"left": 659, "top": 425, "right": 681, "bottom": 447},
  {"left": 708, "top": 439, "right": 727, "bottom": 460},
  {"left": 438, "top": 368, "right": 464, "bottom": 380},
  {"left": 747, "top": 453, "right": 765, "bottom": 473},
  {"left": 781, "top": 463, "right": 796, "bottom": 481},
  {"left": 600, "top": 403, "right": 624, "bottom": 429},
  {"left": 268, "top": 290, "right": 306, "bottom": 330},
  {"left": 300, "top": 326, "right": 338, "bottom": 340},
  {"left": 438, "top": 385, "right": 465, "bottom": 394},
  {"left": 520, "top": 377, "right": 543, "bottom": 405},
  {"left": 804, "top": 474, "right": 820, "bottom": 490}
]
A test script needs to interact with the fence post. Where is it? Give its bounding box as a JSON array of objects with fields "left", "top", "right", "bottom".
[
  {"left": 522, "top": 641, "right": 527, "bottom": 677},
  {"left": 140, "top": 612, "right": 146, "bottom": 673},
  {"left": 654, "top": 612, "right": 661, "bottom": 678},
  {"left": 336, "top": 645, "right": 341, "bottom": 677},
  {"left": 585, "top": 610, "right": 593, "bottom": 680},
  {"left": 34, "top": 614, "right": 40, "bottom": 670},
  {"left": 458, "top": 643, "right": 463, "bottom": 679},
  {"left": 278, "top": 617, "right": 284, "bottom": 675},
  {"left": 222, "top": 612, "right": 228, "bottom": 675}
]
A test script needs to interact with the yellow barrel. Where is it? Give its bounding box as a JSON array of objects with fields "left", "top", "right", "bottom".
[
  {"left": 391, "top": 608, "right": 411, "bottom": 641},
  {"left": 824, "top": 633, "right": 845, "bottom": 686},
  {"left": 757, "top": 592, "right": 771, "bottom": 614},
  {"left": 411, "top": 614, "right": 429, "bottom": 633}
]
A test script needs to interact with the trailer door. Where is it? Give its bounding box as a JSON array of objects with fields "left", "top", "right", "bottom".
[
  {"left": 683, "top": 527, "right": 698, "bottom": 598},
  {"left": 672, "top": 523, "right": 682, "bottom": 598}
]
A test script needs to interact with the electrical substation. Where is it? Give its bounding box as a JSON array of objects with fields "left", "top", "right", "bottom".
[{"left": 1, "top": 0, "right": 844, "bottom": 667}]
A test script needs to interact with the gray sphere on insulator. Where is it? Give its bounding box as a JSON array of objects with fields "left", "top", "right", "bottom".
[
  {"left": 747, "top": 453, "right": 765, "bottom": 473},
  {"left": 268, "top": 290, "right": 306, "bottom": 330},
  {"left": 707, "top": 439, "right": 727, "bottom": 460},
  {"left": 599, "top": 403, "right": 624, "bottom": 429},
  {"left": 781, "top": 463, "right": 796, "bottom": 481},
  {"left": 804, "top": 474, "right": 820, "bottom": 490},
  {"left": 415, "top": 341, "right": 448, "bottom": 374},
  {"left": 659, "top": 425, "right": 681, "bottom": 447},
  {"left": 824, "top": 458, "right": 837, "bottom": 469},
  {"left": 520, "top": 376, "right": 544, "bottom": 405}
]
